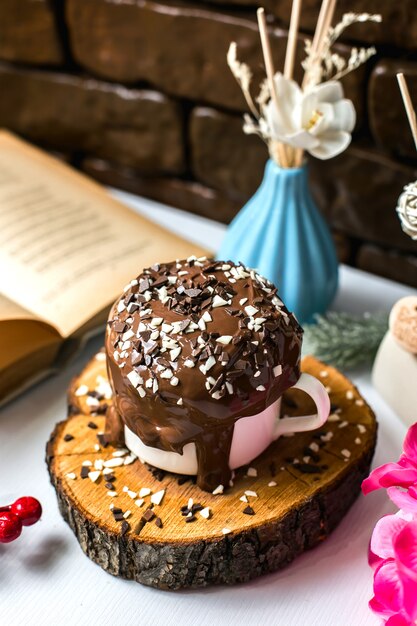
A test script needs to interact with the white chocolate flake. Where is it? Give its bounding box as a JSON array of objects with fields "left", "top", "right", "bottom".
[
  {"left": 88, "top": 471, "right": 101, "bottom": 483},
  {"left": 170, "top": 347, "right": 182, "bottom": 361},
  {"left": 244, "top": 305, "right": 258, "bottom": 316},
  {"left": 202, "top": 311, "right": 212, "bottom": 323},
  {"left": 127, "top": 369, "right": 142, "bottom": 389},
  {"left": 273, "top": 364, "right": 282, "bottom": 377},
  {"left": 216, "top": 335, "right": 233, "bottom": 345},
  {"left": 151, "top": 490, "right": 165, "bottom": 506},
  {"left": 200, "top": 507, "right": 211, "bottom": 519},
  {"left": 103, "top": 458, "right": 124, "bottom": 468},
  {"left": 75, "top": 384, "right": 89, "bottom": 396},
  {"left": 212, "top": 295, "right": 229, "bottom": 308},
  {"left": 112, "top": 449, "right": 128, "bottom": 457}
]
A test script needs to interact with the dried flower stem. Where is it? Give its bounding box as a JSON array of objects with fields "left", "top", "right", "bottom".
[
  {"left": 397, "top": 73, "right": 417, "bottom": 151},
  {"left": 257, "top": 8, "right": 289, "bottom": 168},
  {"left": 227, "top": 42, "right": 260, "bottom": 120},
  {"left": 303, "top": 13, "right": 380, "bottom": 87}
]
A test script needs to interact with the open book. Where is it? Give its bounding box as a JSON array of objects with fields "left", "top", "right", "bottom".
[{"left": 0, "top": 132, "right": 208, "bottom": 405}]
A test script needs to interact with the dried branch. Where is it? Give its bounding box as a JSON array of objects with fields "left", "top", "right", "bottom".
[
  {"left": 227, "top": 43, "right": 260, "bottom": 119},
  {"left": 303, "top": 13, "right": 381, "bottom": 85}
]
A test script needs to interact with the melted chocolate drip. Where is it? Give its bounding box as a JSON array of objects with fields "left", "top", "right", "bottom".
[
  {"left": 104, "top": 258, "right": 303, "bottom": 492},
  {"left": 105, "top": 404, "right": 124, "bottom": 447}
]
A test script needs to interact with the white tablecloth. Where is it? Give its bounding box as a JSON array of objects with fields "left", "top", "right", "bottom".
[{"left": 0, "top": 191, "right": 414, "bottom": 626}]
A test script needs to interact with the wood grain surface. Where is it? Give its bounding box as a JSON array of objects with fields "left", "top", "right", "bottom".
[{"left": 46, "top": 351, "right": 377, "bottom": 590}]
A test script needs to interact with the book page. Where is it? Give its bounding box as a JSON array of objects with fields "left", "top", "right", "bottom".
[
  {"left": 0, "top": 293, "right": 40, "bottom": 323},
  {"left": 0, "top": 132, "right": 208, "bottom": 338}
]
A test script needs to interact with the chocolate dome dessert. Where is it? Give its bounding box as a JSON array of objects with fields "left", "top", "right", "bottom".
[{"left": 105, "top": 257, "right": 303, "bottom": 491}]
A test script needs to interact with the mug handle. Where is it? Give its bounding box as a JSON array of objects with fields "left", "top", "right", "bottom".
[{"left": 273, "top": 373, "right": 330, "bottom": 440}]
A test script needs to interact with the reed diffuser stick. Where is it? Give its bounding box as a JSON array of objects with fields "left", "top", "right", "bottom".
[
  {"left": 284, "top": 0, "right": 302, "bottom": 80},
  {"left": 397, "top": 73, "right": 417, "bottom": 151},
  {"left": 295, "top": 0, "right": 337, "bottom": 166},
  {"left": 257, "top": 7, "right": 289, "bottom": 168},
  {"left": 302, "top": 0, "right": 337, "bottom": 89},
  {"left": 314, "top": 0, "right": 336, "bottom": 54}
]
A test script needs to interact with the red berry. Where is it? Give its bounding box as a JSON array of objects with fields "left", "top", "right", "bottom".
[
  {"left": 0, "top": 512, "right": 22, "bottom": 543},
  {"left": 11, "top": 497, "right": 42, "bottom": 526}
]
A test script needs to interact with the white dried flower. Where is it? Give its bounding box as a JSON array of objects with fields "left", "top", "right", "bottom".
[
  {"left": 264, "top": 74, "right": 356, "bottom": 159},
  {"left": 227, "top": 12, "right": 380, "bottom": 162}
]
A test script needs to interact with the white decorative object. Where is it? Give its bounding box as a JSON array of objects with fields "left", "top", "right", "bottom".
[
  {"left": 372, "top": 296, "right": 417, "bottom": 426},
  {"left": 396, "top": 181, "right": 417, "bottom": 240},
  {"left": 395, "top": 74, "right": 417, "bottom": 239}
]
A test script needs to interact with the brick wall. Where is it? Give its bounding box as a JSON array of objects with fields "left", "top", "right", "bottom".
[{"left": 0, "top": 0, "right": 416, "bottom": 287}]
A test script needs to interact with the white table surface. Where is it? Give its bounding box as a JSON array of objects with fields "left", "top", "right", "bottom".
[{"left": 1, "top": 191, "right": 415, "bottom": 626}]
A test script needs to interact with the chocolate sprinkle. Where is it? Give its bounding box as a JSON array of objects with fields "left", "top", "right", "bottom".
[
  {"left": 87, "top": 421, "right": 98, "bottom": 430},
  {"left": 296, "top": 464, "right": 323, "bottom": 474},
  {"left": 303, "top": 447, "right": 320, "bottom": 463},
  {"left": 80, "top": 466, "right": 89, "bottom": 479},
  {"left": 64, "top": 433, "right": 74, "bottom": 442},
  {"left": 121, "top": 521, "right": 130, "bottom": 536},
  {"left": 243, "top": 505, "right": 255, "bottom": 515},
  {"left": 155, "top": 517, "right": 163, "bottom": 528},
  {"left": 142, "top": 508, "right": 155, "bottom": 523}
]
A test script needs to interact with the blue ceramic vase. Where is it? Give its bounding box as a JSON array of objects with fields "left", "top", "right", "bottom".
[{"left": 217, "top": 159, "right": 338, "bottom": 324}]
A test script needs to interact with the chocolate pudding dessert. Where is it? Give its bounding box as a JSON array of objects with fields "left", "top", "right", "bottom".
[{"left": 105, "top": 257, "right": 303, "bottom": 491}]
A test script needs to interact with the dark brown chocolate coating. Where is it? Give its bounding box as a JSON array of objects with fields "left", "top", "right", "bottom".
[{"left": 105, "top": 257, "right": 303, "bottom": 491}]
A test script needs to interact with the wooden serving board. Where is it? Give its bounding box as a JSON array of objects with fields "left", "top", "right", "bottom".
[{"left": 46, "top": 352, "right": 377, "bottom": 590}]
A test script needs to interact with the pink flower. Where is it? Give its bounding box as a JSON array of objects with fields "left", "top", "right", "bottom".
[
  {"left": 388, "top": 485, "right": 417, "bottom": 515},
  {"left": 369, "top": 515, "right": 417, "bottom": 625},
  {"left": 362, "top": 423, "right": 417, "bottom": 495}
]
